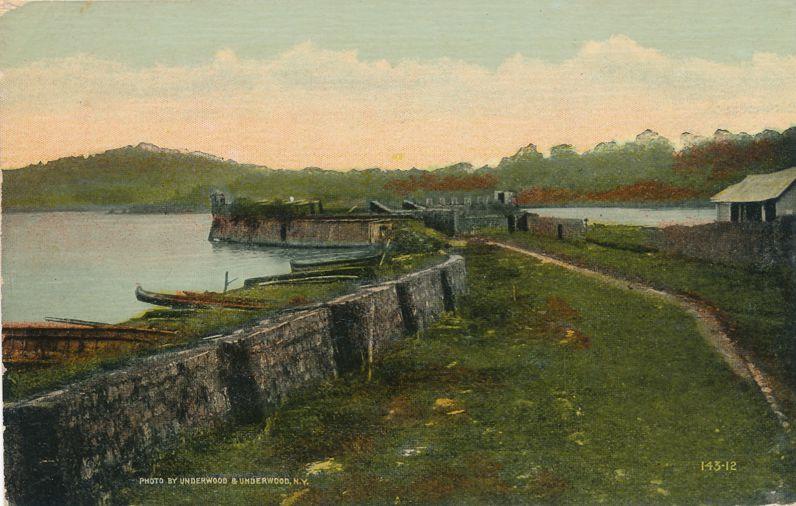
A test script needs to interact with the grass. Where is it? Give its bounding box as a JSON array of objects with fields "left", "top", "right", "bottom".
[
  {"left": 485, "top": 228, "right": 796, "bottom": 412},
  {"left": 121, "top": 244, "right": 794, "bottom": 504},
  {"left": 584, "top": 223, "right": 660, "bottom": 253}
]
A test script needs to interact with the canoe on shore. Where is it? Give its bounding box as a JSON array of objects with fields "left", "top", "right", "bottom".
[
  {"left": 290, "top": 252, "right": 383, "bottom": 271},
  {"left": 2, "top": 322, "right": 175, "bottom": 364},
  {"left": 243, "top": 265, "right": 371, "bottom": 287},
  {"left": 135, "top": 286, "right": 272, "bottom": 310},
  {"left": 252, "top": 274, "right": 359, "bottom": 287}
]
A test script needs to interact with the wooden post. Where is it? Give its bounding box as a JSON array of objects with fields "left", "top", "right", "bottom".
[
  {"left": 367, "top": 300, "right": 375, "bottom": 382},
  {"left": 224, "top": 271, "right": 240, "bottom": 293},
  {"left": 379, "top": 239, "right": 392, "bottom": 266}
]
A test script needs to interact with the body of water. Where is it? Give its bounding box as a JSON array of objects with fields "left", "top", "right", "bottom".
[
  {"left": 522, "top": 207, "right": 715, "bottom": 227},
  {"left": 1, "top": 212, "right": 362, "bottom": 323}
]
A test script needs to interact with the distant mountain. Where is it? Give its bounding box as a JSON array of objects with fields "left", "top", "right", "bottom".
[
  {"left": 134, "top": 142, "right": 238, "bottom": 163},
  {"left": 433, "top": 162, "right": 476, "bottom": 175},
  {"left": 134, "top": 142, "right": 180, "bottom": 155},
  {"left": 1, "top": 143, "right": 410, "bottom": 211},
  {"left": 4, "top": 126, "right": 796, "bottom": 210},
  {"left": 1, "top": 144, "right": 265, "bottom": 211}
]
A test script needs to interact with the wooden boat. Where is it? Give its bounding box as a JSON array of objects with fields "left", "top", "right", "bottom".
[
  {"left": 135, "top": 286, "right": 271, "bottom": 310},
  {"left": 2, "top": 321, "right": 175, "bottom": 364},
  {"left": 243, "top": 265, "right": 371, "bottom": 287},
  {"left": 253, "top": 275, "right": 359, "bottom": 287},
  {"left": 290, "top": 252, "right": 383, "bottom": 272}
]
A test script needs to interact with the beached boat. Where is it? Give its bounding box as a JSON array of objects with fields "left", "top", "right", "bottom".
[
  {"left": 243, "top": 265, "right": 371, "bottom": 287},
  {"left": 252, "top": 275, "right": 359, "bottom": 287},
  {"left": 289, "top": 252, "right": 383, "bottom": 271},
  {"left": 135, "top": 286, "right": 272, "bottom": 310},
  {"left": 2, "top": 321, "right": 175, "bottom": 364}
]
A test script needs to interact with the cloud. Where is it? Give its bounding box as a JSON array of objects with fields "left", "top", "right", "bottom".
[
  {"left": 1, "top": 0, "right": 132, "bottom": 17},
  {"left": 0, "top": 0, "right": 26, "bottom": 16},
  {"left": 2, "top": 35, "right": 795, "bottom": 169}
]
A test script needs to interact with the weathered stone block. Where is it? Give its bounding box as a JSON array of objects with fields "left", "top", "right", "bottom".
[
  {"left": 217, "top": 308, "right": 338, "bottom": 413},
  {"left": 327, "top": 284, "right": 405, "bottom": 373},
  {"left": 439, "top": 255, "right": 467, "bottom": 311},
  {"left": 393, "top": 265, "right": 447, "bottom": 334},
  {"left": 519, "top": 213, "right": 588, "bottom": 239}
]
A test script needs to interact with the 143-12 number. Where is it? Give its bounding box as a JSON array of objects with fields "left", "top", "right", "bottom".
[{"left": 700, "top": 461, "right": 737, "bottom": 471}]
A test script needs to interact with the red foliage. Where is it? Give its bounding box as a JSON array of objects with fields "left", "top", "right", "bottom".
[
  {"left": 673, "top": 139, "right": 784, "bottom": 179},
  {"left": 384, "top": 173, "right": 498, "bottom": 196},
  {"left": 517, "top": 180, "right": 700, "bottom": 204}
]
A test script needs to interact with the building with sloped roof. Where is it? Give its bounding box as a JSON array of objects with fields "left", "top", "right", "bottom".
[{"left": 710, "top": 167, "right": 796, "bottom": 222}]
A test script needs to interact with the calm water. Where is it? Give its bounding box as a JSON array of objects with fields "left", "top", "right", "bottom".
[
  {"left": 523, "top": 207, "right": 715, "bottom": 227},
  {"left": 1, "top": 213, "right": 362, "bottom": 323}
]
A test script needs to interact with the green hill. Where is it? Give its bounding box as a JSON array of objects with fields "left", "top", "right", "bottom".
[
  {"left": 1, "top": 144, "right": 409, "bottom": 211},
  {"left": 4, "top": 126, "right": 795, "bottom": 211}
]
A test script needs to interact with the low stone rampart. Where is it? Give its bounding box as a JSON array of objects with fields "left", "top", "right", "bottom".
[
  {"left": 517, "top": 212, "right": 794, "bottom": 271},
  {"left": 208, "top": 215, "right": 402, "bottom": 248},
  {"left": 3, "top": 256, "right": 466, "bottom": 505},
  {"left": 518, "top": 213, "right": 588, "bottom": 239},
  {"left": 417, "top": 209, "right": 511, "bottom": 236},
  {"left": 654, "top": 217, "right": 794, "bottom": 271}
]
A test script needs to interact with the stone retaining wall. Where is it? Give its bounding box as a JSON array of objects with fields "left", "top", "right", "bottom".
[
  {"left": 417, "top": 209, "right": 511, "bottom": 236},
  {"left": 418, "top": 209, "right": 458, "bottom": 236},
  {"left": 208, "top": 215, "right": 402, "bottom": 248},
  {"left": 3, "top": 256, "right": 466, "bottom": 505},
  {"left": 4, "top": 344, "right": 231, "bottom": 504},
  {"left": 393, "top": 267, "right": 447, "bottom": 334},
  {"left": 455, "top": 213, "right": 511, "bottom": 235},
  {"left": 517, "top": 212, "right": 794, "bottom": 271},
  {"left": 518, "top": 213, "right": 588, "bottom": 240},
  {"left": 654, "top": 216, "right": 794, "bottom": 271},
  {"left": 327, "top": 284, "right": 405, "bottom": 374}
]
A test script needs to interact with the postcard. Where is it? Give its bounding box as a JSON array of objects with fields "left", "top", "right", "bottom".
[{"left": 1, "top": 1, "right": 794, "bottom": 504}]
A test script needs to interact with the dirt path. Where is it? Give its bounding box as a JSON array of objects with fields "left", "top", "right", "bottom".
[{"left": 483, "top": 240, "right": 791, "bottom": 432}]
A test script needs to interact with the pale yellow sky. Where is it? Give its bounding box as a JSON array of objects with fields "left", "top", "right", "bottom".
[{"left": 2, "top": 35, "right": 795, "bottom": 169}]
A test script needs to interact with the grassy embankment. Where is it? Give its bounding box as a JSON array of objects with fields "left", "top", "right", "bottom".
[
  {"left": 3, "top": 222, "right": 448, "bottom": 402},
  {"left": 123, "top": 243, "right": 793, "bottom": 505},
  {"left": 484, "top": 225, "right": 796, "bottom": 420}
]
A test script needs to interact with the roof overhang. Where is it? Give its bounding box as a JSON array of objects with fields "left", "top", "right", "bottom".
[{"left": 710, "top": 167, "right": 796, "bottom": 203}]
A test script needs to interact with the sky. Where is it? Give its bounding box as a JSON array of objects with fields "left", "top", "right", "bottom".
[{"left": 1, "top": 0, "right": 795, "bottom": 169}]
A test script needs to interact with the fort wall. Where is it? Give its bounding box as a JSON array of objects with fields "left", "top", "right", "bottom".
[
  {"left": 517, "top": 213, "right": 793, "bottom": 271},
  {"left": 3, "top": 256, "right": 466, "bottom": 505},
  {"left": 417, "top": 209, "right": 512, "bottom": 236},
  {"left": 208, "top": 215, "right": 400, "bottom": 248},
  {"left": 653, "top": 216, "right": 795, "bottom": 271},
  {"left": 518, "top": 213, "right": 588, "bottom": 240}
]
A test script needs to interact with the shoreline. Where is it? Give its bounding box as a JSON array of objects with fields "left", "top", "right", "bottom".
[{"left": 2, "top": 202, "right": 714, "bottom": 215}]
